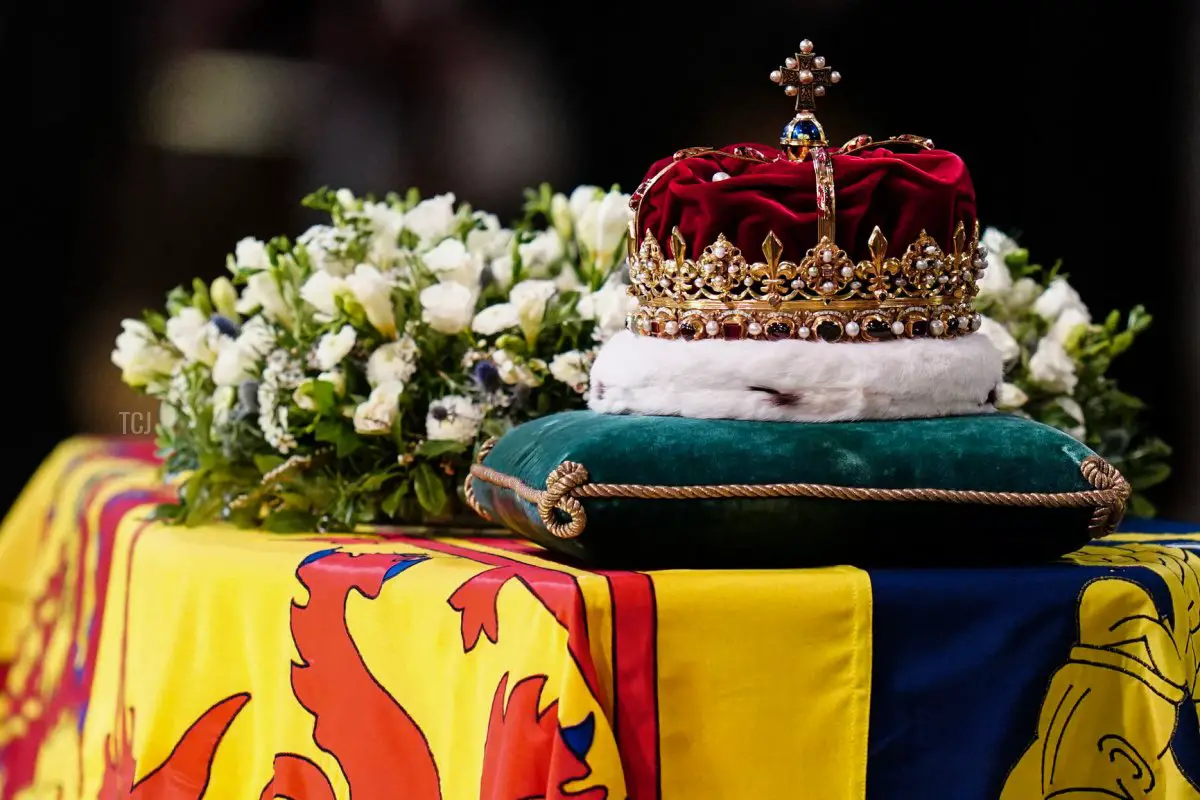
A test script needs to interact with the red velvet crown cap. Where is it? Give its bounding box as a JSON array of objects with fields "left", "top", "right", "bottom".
[{"left": 634, "top": 143, "right": 977, "bottom": 261}]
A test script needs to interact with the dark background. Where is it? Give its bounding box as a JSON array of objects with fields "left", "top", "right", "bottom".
[{"left": 18, "top": 0, "right": 1199, "bottom": 517}]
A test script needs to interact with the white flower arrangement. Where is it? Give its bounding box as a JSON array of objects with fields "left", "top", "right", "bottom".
[
  {"left": 974, "top": 229, "right": 1169, "bottom": 516},
  {"left": 114, "top": 184, "right": 634, "bottom": 530},
  {"left": 113, "top": 193, "right": 1170, "bottom": 528}
]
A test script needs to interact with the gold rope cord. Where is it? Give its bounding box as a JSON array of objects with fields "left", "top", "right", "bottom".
[{"left": 467, "top": 455, "right": 1129, "bottom": 540}]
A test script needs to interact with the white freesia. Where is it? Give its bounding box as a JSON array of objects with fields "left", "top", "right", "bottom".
[
  {"left": 211, "top": 386, "right": 236, "bottom": 430},
  {"left": 518, "top": 230, "right": 564, "bottom": 276},
  {"left": 346, "top": 264, "right": 397, "bottom": 338},
  {"left": 212, "top": 316, "right": 274, "bottom": 387},
  {"left": 420, "top": 282, "right": 476, "bottom": 334},
  {"left": 335, "top": 188, "right": 356, "bottom": 209},
  {"left": 549, "top": 350, "right": 590, "bottom": 392},
  {"left": 166, "top": 307, "right": 222, "bottom": 366},
  {"left": 237, "top": 271, "right": 292, "bottom": 326},
  {"left": 111, "top": 320, "right": 179, "bottom": 389},
  {"left": 489, "top": 255, "right": 515, "bottom": 290},
  {"left": 978, "top": 227, "right": 1017, "bottom": 299},
  {"left": 1055, "top": 396, "right": 1087, "bottom": 440},
  {"left": 425, "top": 394, "right": 483, "bottom": 443},
  {"left": 568, "top": 185, "right": 601, "bottom": 222},
  {"left": 366, "top": 337, "right": 419, "bottom": 388},
  {"left": 466, "top": 212, "right": 514, "bottom": 261},
  {"left": 298, "top": 225, "right": 353, "bottom": 276},
  {"left": 995, "top": 382, "right": 1029, "bottom": 410},
  {"left": 555, "top": 263, "right": 583, "bottom": 293},
  {"left": 233, "top": 237, "right": 271, "bottom": 272},
  {"left": 576, "top": 189, "right": 633, "bottom": 271},
  {"left": 1028, "top": 337, "right": 1078, "bottom": 393},
  {"left": 315, "top": 325, "right": 357, "bottom": 371},
  {"left": 549, "top": 192, "right": 573, "bottom": 241},
  {"left": 300, "top": 271, "right": 350, "bottom": 319},
  {"left": 210, "top": 277, "right": 239, "bottom": 319},
  {"left": 1008, "top": 277, "right": 1042, "bottom": 312},
  {"left": 404, "top": 193, "right": 457, "bottom": 249},
  {"left": 977, "top": 315, "right": 1020, "bottom": 365},
  {"left": 353, "top": 381, "right": 405, "bottom": 435},
  {"left": 1034, "top": 278, "right": 1089, "bottom": 322},
  {"left": 424, "top": 238, "right": 484, "bottom": 288},
  {"left": 1047, "top": 306, "right": 1091, "bottom": 346},
  {"left": 319, "top": 368, "right": 346, "bottom": 395},
  {"left": 471, "top": 303, "right": 520, "bottom": 335},
  {"left": 577, "top": 278, "right": 636, "bottom": 340},
  {"left": 493, "top": 350, "right": 544, "bottom": 387},
  {"left": 509, "top": 280, "right": 557, "bottom": 342},
  {"left": 357, "top": 201, "right": 406, "bottom": 267}
]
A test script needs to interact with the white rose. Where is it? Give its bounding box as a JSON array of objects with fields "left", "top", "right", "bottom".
[
  {"left": 549, "top": 350, "right": 590, "bottom": 392},
  {"left": 346, "top": 264, "right": 397, "bottom": 338},
  {"left": 977, "top": 227, "right": 1017, "bottom": 299},
  {"left": 404, "top": 193, "right": 457, "bottom": 249},
  {"left": 493, "top": 350, "right": 544, "bottom": 387},
  {"left": 166, "top": 307, "right": 222, "bottom": 366},
  {"left": 425, "top": 394, "right": 483, "bottom": 443},
  {"left": 358, "top": 201, "right": 406, "bottom": 267},
  {"left": 518, "top": 230, "right": 564, "bottom": 276},
  {"left": 1007, "top": 277, "right": 1042, "bottom": 312},
  {"left": 1055, "top": 396, "right": 1087, "bottom": 440},
  {"left": 420, "top": 282, "right": 476, "bottom": 334},
  {"left": 298, "top": 225, "right": 353, "bottom": 276},
  {"left": 995, "top": 382, "right": 1029, "bottom": 410},
  {"left": 423, "top": 238, "right": 484, "bottom": 288},
  {"left": 353, "top": 380, "right": 405, "bottom": 435},
  {"left": 1028, "top": 338, "right": 1078, "bottom": 394},
  {"left": 471, "top": 303, "right": 520, "bottom": 335},
  {"left": 234, "top": 237, "right": 271, "bottom": 272},
  {"left": 236, "top": 271, "right": 292, "bottom": 326},
  {"left": 315, "top": 325, "right": 357, "bottom": 371},
  {"left": 509, "top": 279, "right": 557, "bottom": 342},
  {"left": 977, "top": 315, "right": 1020, "bottom": 365},
  {"left": 112, "top": 319, "right": 179, "bottom": 390},
  {"left": 212, "top": 316, "right": 274, "bottom": 387},
  {"left": 1033, "top": 278, "right": 1089, "bottom": 322},
  {"left": 1046, "top": 306, "right": 1091, "bottom": 346},
  {"left": 300, "top": 271, "right": 350, "bottom": 319},
  {"left": 578, "top": 278, "right": 636, "bottom": 340},
  {"left": 366, "top": 337, "right": 419, "bottom": 388},
  {"left": 576, "top": 190, "right": 633, "bottom": 271},
  {"left": 568, "top": 185, "right": 602, "bottom": 222}
]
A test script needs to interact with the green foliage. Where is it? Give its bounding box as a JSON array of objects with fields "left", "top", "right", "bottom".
[{"left": 983, "top": 234, "right": 1170, "bottom": 516}]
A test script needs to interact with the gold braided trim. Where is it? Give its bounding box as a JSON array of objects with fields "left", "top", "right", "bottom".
[
  {"left": 463, "top": 437, "right": 499, "bottom": 522},
  {"left": 467, "top": 455, "right": 1130, "bottom": 541}
]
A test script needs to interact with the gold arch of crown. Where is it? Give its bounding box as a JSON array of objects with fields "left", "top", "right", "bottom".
[{"left": 623, "top": 38, "right": 983, "bottom": 343}]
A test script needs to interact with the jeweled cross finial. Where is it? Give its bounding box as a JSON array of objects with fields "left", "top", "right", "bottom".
[
  {"left": 769, "top": 39, "right": 841, "bottom": 113},
  {"left": 769, "top": 39, "right": 842, "bottom": 161}
]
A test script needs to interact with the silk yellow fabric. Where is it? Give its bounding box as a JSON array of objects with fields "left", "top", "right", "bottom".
[{"left": 0, "top": 439, "right": 873, "bottom": 799}]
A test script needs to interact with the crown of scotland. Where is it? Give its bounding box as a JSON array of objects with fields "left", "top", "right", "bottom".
[{"left": 623, "top": 39, "right": 986, "bottom": 344}]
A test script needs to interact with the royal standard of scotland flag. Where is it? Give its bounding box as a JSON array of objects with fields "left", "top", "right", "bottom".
[{"left": 0, "top": 438, "right": 1197, "bottom": 798}]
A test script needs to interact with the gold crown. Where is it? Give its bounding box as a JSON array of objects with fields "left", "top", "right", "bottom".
[
  {"left": 625, "top": 222, "right": 987, "bottom": 343},
  {"left": 624, "top": 38, "right": 987, "bottom": 344}
]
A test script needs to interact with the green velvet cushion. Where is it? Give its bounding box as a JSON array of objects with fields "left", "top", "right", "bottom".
[{"left": 471, "top": 411, "right": 1125, "bottom": 568}]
